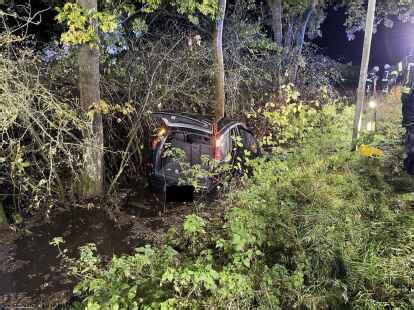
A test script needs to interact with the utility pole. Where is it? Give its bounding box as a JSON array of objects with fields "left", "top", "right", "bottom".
[{"left": 352, "top": 0, "right": 376, "bottom": 149}]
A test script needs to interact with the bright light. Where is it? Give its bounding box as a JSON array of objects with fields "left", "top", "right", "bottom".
[
  {"left": 366, "top": 121, "right": 375, "bottom": 132},
  {"left": 215, "top": 137, "right": 221, "bottom": 146},
  {"left": 368, "top": 100, "right": 377, "bottom": 109},
  {"left": 158, "top": 127, "right": 166, "bottom": 136},
  {"left": 213, "top": 137, "right": 222, "bottom": 161}
]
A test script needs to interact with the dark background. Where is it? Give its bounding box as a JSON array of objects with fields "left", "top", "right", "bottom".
[{"left": 318, "top": 7, "right": 414, "bottom": 67}]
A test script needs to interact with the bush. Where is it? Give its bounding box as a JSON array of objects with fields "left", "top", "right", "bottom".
[
  {"left": 0, "top": 36, "right": 87, "bottom": 216},
  {"left": 62, "top": 103, "right": 413, "bottom": 309}
]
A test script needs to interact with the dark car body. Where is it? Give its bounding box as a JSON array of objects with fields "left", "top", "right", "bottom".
[{"left": 145, "top": 112, "right": 259, "bottom": 192}]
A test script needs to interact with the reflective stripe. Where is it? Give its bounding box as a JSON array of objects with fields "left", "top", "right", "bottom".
[{"left": 402, "top": 87, "right": 411, "bottom": 94}]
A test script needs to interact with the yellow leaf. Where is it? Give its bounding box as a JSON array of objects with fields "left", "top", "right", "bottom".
[{"left": 358, "top": 145, "right": 383, "bottom": 158}]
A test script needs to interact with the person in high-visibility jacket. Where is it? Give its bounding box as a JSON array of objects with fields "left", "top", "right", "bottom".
[
  {"left": 366, "top": 66, "right": 379, "bottom": 96},
  {"left": 401, "top": 51, "right": 414, "bottom": 174}
]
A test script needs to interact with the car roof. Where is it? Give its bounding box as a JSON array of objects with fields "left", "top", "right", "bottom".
[{"left": 151, "top": 112, "right": 246, "bottom": 134}]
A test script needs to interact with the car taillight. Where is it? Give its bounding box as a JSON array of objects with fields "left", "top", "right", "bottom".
[
  {"left": 212, "top": 123, "right": 221, "bottom": 161},
  {"left": 213, "top": 137, "right": 222, "bottom": 161}
]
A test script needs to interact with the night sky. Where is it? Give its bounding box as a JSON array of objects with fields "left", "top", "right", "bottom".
[{"left": 318, "top": 7, "right": 414, "bottom": 68}]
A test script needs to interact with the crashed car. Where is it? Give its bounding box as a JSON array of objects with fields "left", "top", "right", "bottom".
[{"left": 144, "top": 112, "right": 260, "bottom": 192}]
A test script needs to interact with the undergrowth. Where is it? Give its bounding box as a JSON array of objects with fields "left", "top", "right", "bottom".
[{"left": 58, "top": 104, "right": 413, "bottom": 309}]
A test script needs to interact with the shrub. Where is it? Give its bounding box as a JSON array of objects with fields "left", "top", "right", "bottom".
[
  {"left": 0, "top": 37, "right": 87, "bottom": 215},
  {"left": 62, "top": 103, "right": 413, "bottom": 309}
]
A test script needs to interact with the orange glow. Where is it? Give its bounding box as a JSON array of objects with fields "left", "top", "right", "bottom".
[
  {"left": 212, "top": 122, "right": 221, "bottom": 160},
  {"left": 158, "top": 127, "right": 166, "bottom": 136},
  {"left": 213, "top": 137, "right": 222, "bottom": 160}
]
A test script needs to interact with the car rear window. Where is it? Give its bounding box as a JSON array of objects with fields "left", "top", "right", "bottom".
[{"left": 163, "top": 131, "right": 211, "bottom": 165}]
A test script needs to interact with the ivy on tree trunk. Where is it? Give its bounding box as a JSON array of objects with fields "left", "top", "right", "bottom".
[{"left": 78, "top": 0, "right": 104, "bottom": 196}]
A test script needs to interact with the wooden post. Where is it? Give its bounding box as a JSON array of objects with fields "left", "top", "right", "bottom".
[{"left": 352, "top": 0, "right": 376, "bottom": 149}]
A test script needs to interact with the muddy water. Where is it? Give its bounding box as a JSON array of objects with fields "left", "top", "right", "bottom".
[
  {"left": 0, "top": 207, "right": 141, "bottom": 308},
  {"left": 0, "top": 185, "right": 200, "bottom": 309},
  {"left": 0, "top": 187, "right": 198, "bottom": 309}
]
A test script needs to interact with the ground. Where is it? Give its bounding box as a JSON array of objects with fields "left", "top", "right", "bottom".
[{"left": 0, "top": 188, "right": 221, "bottom": 308}]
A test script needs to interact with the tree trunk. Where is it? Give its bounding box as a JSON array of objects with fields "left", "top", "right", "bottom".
[
  {"left": 268, "top": 0, "right": 283, "bottom": 45},
  {"left": 352, "top": 0, "right": 377, "bottom": 149},
  {"left": 213, "top": 0, "right": 227, "bottom": 120},
  {"left": 296, "top": 5, "right": 316, "bottom": 56},
  {"left": 284, "top": 20, "right": 293, "bottom": 49},
  {"left": 78, "top": 0, "right": 104, "bottom": 196},
  {"left": 292, "top": 0, "right": 318, "bottom": 80}
]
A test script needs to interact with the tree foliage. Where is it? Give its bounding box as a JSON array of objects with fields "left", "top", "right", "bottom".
[
  {"left": 56, "top": 0, "right": 219, "bottom": 44},
  {"left": 56, "top": 2, "right": 116, "bottom": 45},
  {"left": 344, "top": 0, "right": 414, "bottom": 39}
]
